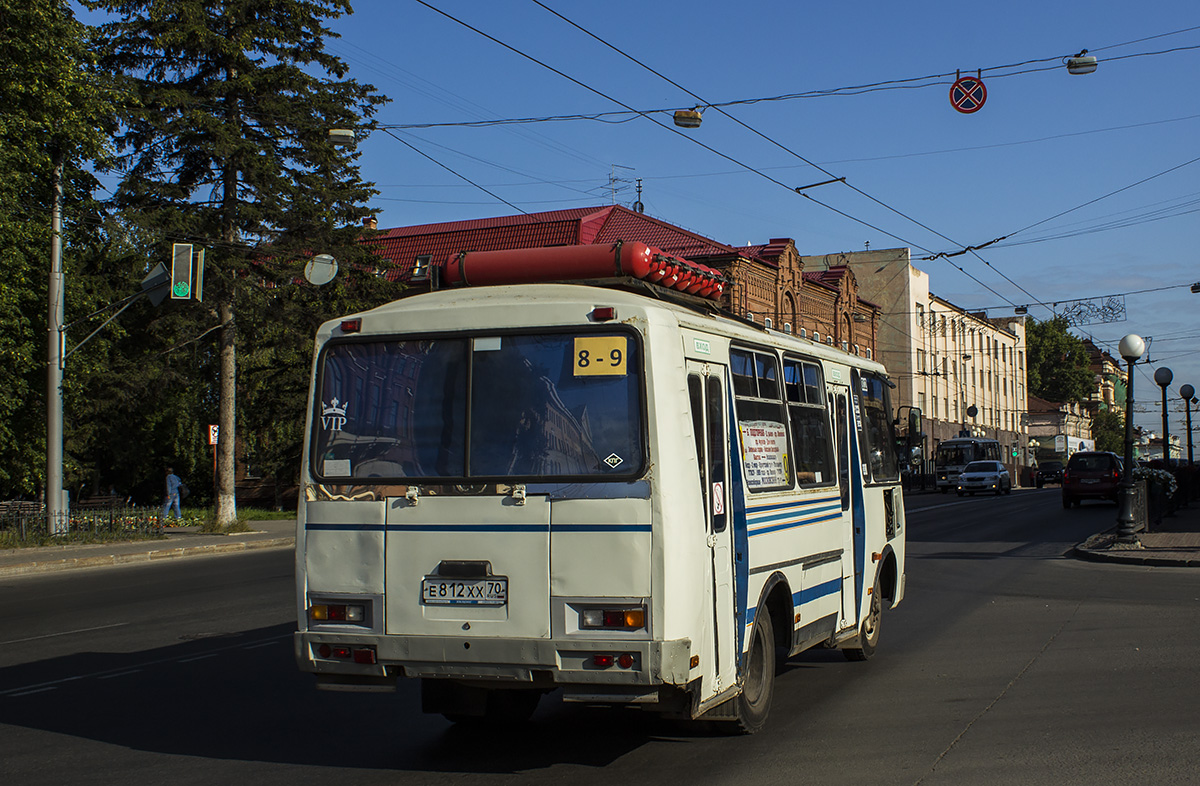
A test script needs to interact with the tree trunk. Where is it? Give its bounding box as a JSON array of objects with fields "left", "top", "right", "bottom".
[{"left": 215, "top": 296, "right": 238, "bottom": 528}]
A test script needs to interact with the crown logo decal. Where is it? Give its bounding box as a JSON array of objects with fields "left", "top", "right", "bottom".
[{"left": 322, "top": 397, "right": 347, "bottom": 417}]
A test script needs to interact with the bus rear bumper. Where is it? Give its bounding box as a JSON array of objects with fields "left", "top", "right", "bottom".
[{"left": 295, "top": 631, "right": 694, "bottom": 689}]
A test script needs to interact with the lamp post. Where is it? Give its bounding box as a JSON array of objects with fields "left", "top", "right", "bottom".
[
  {"left": 1116, "top": 334, "right": 1145, "bottom": 543},
  {"left": 1180, "top": 384, "right": 1195, "bottom": 468},
  {"left": 1155, "top": 367, "right": 1173, "bottom": 462}
]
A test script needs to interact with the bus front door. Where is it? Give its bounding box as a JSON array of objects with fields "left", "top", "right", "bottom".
[{"left": 687, "top": 362, "right": 737, "bottom": 695}]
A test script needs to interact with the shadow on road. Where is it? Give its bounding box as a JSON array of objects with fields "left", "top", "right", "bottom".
[{"left": 0, "top": 622, "right": 714, "bottom": 774}]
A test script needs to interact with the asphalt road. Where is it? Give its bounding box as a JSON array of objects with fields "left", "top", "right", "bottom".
[{"left": 2, "top": 489, "right": 1197, "bottom": 785}]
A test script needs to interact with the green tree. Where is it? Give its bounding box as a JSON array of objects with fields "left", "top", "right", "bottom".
[
  {"left": 1091, "top": 408, "right": 1124, "bottom": 454},
  {"left": 1025, "top": 317, "right": 1093, "bottom": 403},
  {"left": 0, "top": 0, "right": 114, "bottom": 498},
  {"left": 86, "top": 0, "right": 388, "bottom": 525}
]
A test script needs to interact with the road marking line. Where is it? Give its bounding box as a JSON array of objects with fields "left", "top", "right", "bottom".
[
  {"left": 178, "top": 654, "right": 218, "bottom": 663},
  {"left": 9, "top": 687, "right": 57, "bottom": 697},
  {"left": 0, "top": 622, "right": 129, "bottom": 646},
  {"left": 0, "top": 633, "right": 289, "bottom": 697},
  {"left": 99, "top": 669, "right": 143, "bottom": 679}
]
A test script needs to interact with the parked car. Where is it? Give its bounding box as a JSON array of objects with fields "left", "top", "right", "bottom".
[
  {"left": 1062, "top": 451, "right": 1122, "bottom": 508},
  {"left": 957, "top": 460, "right": 1012, "bottom": 496},
  {"left": 1035, "top": 460, "right": 1064, "bottom": 488}
]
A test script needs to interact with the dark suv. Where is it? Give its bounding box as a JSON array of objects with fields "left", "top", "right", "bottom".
[
  {"left": 1035, "top": 460, "right": 1063, "bottom": 488},
  {"left": 1062, "top": 451, "right": 1121, "bottom": 508}
]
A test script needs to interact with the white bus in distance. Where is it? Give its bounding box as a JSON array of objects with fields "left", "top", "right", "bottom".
[
  {"left": 934, "top": 437, "right": 1002, "bottom": 493},
  {"left": 295, "top": 242, "right": 906, "bottom": 733}
]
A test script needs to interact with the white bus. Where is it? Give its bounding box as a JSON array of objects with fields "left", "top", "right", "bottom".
[
  {"left": 294, "top": 243, "right": 906, "bottom": 733},
  {"left": 934, "top": 437, "right": 1002, "bottom": 493}
]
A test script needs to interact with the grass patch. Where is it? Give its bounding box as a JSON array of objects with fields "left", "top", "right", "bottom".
[{"left": 191, "top": 506, "right": 294, "bottom": 533}]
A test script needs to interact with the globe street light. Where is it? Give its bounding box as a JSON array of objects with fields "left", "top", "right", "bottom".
[
  {"left": 1154, "top": 367, "right": 1173, "bottom": 462},
  {"left": 1116, "top": 334, "right": 1145, "bottom": 543},
  {"left": 1181, "top": 383, "right": 1195, "bottom": 469}
]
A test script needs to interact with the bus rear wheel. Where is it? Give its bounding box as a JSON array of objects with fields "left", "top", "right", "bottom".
[
  {"left": 844, "top": 574, "right": 883, "bottom": 662},
  {"left": 734, "top": 611, "right": 775, "bottom": 734}
]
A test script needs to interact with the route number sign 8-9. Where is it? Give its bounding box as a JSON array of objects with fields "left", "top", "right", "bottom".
[{"left": 573, "top": 336, "right": 627, "bottom": 376}]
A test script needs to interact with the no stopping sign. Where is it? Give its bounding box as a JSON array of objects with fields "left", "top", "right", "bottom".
[{"left": 950, "top": 75, "right": 987, "bottom": 114}]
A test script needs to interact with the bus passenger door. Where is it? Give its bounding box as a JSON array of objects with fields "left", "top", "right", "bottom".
[
  {"left": 831, "top": 386, "right": 861, "bottom": 630},
  {"left": 687, "top": 362, "right": 737, "bottom": 693}
]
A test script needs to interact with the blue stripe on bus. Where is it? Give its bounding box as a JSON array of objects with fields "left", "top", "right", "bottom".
[
  {"left": 793, "top": 578, "right": 841, "bottom": 606},
  {"left": 748, "top": 511, "right": 843, "bottom": 536},
  {"left": 744, "top": 501, "right": 840, "bottom": 525},
  {"left": 746, "top": 496, "right": 840, "bottom": 515},
  {"left": 745, "top": 577, "right": 842, "bottom": 626}
]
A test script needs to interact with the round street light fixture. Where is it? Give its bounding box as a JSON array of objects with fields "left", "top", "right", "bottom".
[
  {"left": 1181, "top": 384, "right": 1196, "bottom": 469},
  {"left": 1118, "top": 333, "right": 1145, "bottom": 362},
  {"left": 1155, "top": 367, "right": 1174, "bottom": 462},
  {"left": 1114, "top": 333, "right": 1144, "bottom": 543}
]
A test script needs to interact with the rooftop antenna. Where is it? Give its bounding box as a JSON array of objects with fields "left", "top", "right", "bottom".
[
  {"left": 633, "top": 179, "right": 644, "bottom": 213},
  {"left": 608, "top": 164, "right": 634, "bottom": 205}
]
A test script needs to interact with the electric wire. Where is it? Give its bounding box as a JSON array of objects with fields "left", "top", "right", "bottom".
[{"left": 525, "top": 0, "right": 1034, "bottom": 310}]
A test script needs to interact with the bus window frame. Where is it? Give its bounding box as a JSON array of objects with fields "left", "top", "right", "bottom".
[{"left": 309, "top": 325, "right": 649, "bottom": 486}]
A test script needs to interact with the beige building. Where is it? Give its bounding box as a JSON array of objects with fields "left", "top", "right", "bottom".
[{"left": 800, "top": 248, "right": 1030, "bottom": 472}]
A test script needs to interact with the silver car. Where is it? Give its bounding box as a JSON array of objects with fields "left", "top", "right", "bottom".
[{"left": 956, "top": 460, "right": 1012, "bottom": 496}]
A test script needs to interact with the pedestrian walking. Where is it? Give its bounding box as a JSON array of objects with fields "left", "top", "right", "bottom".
[{"left": 162, "top": 466, "right": 184, "bottom": 521}]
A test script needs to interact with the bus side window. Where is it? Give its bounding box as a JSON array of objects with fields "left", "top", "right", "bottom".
[
  {"left": 688, "top": 375, "right": 708, "bottom": 523},
  {"left": 706, "top": 376, "right": 727, "bottom": 532},
  {"left": 836, "top": 394, "right": 850, "bottom": 511}
]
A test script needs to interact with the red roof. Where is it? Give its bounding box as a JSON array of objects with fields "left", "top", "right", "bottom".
[{"left": 366, "top": 205, "right": 742, "bottom": 279}]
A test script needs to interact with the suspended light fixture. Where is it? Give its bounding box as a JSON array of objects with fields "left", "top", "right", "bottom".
[
  {"left": 673, "top": 107, "right": 703, "bottom": 128},
  {"left": 1066, "top": 50, "right": 1098, "bottom": 75}
]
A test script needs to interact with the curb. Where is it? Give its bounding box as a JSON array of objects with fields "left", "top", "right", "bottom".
[
  {"left": 0, "top": 536, "right": 295, "bottom": 577},
  {"left": 1073, "top": 545, "right": 1200, "bottom": 567}
]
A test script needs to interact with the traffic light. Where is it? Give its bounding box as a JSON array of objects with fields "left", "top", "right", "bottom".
[{"left": 171, "top": 244, "right": 193, "bottom": 299}]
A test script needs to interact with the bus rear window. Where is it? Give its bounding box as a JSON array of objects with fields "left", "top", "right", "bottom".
[{"left": 312, "top": 332, "right": 643, "bottom": 482}]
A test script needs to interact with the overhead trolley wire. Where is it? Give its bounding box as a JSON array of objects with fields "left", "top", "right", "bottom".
[{"left": 525, "top": 0, "right": 1034, "bottom": 311}]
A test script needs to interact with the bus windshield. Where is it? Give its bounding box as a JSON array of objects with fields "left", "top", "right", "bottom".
[
  {"left": 311, "top": 331, "right": 644, "bottom": 482},
  {"left": 936, "top": 445, "right": 973, "bottom": 466}
]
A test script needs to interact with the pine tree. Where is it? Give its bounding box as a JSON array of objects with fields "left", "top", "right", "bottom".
[{"left": 87, "top": 0, "right": 388, "bottom": 526}]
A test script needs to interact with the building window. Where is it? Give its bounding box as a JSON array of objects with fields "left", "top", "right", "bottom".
[
  {"left": 764, "top": 317, "right": 773, "bottom": 329},
  {"left": 746, "top": 312, "right": 754, "bottom": 322},
  {"left": 799, "top": 327, "right": 807, "bottom": 338},
  {"left": 784, "top": 323, "right": 792, "bottom": 334},
  {"left": 826, "top": 336, "right": 833, "bottom": 346},
  {"left": 865, "top": 348, "right": 872, "bottom": 360},
  {"left": 813, "top": 332, "right": 820, "bottom": 343},
  {"left": 853, "top": 344, "right": 860, "bottom": 355},
  {"left": 841, "top": 341, "right": 849, "bottom": 351}
]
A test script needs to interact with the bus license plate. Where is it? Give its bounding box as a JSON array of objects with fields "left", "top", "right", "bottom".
[{"left": 422, "top": 577, "right": 508, "bottom": 606}]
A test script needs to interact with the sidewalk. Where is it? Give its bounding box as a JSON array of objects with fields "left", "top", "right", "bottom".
[
  {"left": 3, "top": 497, "right": 1198, "bottom": 576},
  {"left": 0, "top": 519, "right": 296, "bottom": 578},
  {"left": 1073, "top": 500, "right": 1200, "bottom": 567},
  {"left": 905, "top": 484, "right": 1200, "bottom": 567}
]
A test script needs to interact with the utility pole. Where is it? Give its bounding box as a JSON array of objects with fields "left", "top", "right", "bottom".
[{"left": 46, "top": 156, "right": 65, "bottom": 534}]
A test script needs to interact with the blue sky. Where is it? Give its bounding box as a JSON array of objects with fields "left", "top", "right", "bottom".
[
  {"left": 323, "top": 1, "right": 1199, "bottom": 436},
  {"left": 78, "top": 1, "right": 1198, "bottom": 436}
]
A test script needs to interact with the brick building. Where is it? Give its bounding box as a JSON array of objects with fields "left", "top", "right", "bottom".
[{"left": 362, "top": 205, "right": 881, "bottom": 358}]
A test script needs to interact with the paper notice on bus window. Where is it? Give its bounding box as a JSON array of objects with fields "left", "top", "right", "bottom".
[
  {"left": 323, "top": 459, "right": 351, "bottom": 477},
  {"left": 739, "top": 420, "right": 790, "bottom": 488}
]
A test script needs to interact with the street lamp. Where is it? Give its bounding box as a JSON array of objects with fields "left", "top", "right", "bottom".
[
  {"left": 1155, "top": 367, "right": 1173, "bottom": 462},
  {"left": 1181, "top": 383, "right": 1195, "bottom": 468},
  {"left": 1116, "top": 334, "right": 1145, "bottom": 543}
]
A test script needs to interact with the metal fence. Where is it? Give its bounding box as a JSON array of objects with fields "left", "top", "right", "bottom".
[{"left": 0, "top": 501, "right": 162, "bottom": 543}]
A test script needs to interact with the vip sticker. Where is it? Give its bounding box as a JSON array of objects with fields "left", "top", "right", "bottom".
[{"left": 604, "top": 453, "right": 624, "bottom": 468}]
